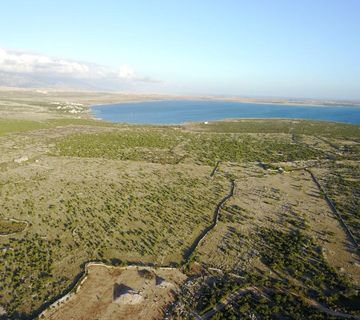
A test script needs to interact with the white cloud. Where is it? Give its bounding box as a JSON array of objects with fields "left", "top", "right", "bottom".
[
  {"left": 118, "top": 64, "right": 135, "bottom": 79},
  {"left": 0, "top": 48, "right": 160, "bottom": 87},
  {"left": 0, "top": 48, "right": 90, "bottom": 76}
]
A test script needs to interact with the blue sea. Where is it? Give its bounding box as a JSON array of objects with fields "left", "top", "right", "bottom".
[{"left": 91, "top": 100, "right": 360, "bottom": 125}]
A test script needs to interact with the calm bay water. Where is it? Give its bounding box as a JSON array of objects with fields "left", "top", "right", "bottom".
[{"left": 91, "top": 100, "right": 360, "bottom": 125}]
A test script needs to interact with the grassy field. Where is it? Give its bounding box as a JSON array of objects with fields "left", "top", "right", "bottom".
[
  {"left": 0, "top": 119, "right": 118, "bottom": 136},
  {"left": 0, "top": 111, "right": 359, "bottom": 319},
  {"left": 0, "top": 120, "right": 53, "bottom": 136}
]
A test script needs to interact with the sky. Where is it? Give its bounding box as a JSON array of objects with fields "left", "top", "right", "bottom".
[{"left": 0, "top": 0, "right": 359, "bottom": 99}]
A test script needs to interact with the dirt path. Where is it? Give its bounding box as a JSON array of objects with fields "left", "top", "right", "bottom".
[
  {"left": 199, "top": 287, "right": 258, "bottom": 320},
  {"left": 199, "top": 286, "right": 360, "bottom": 320},
  {"left": 303, "top": 297, "right": 360, "bottom": 319},
  {"left": 291, "top": 133, "right": 358, "bottom": 250},
  {"left": 31, "top": 161, "right": 358, "bottom": 320},
  {"left": 305, "top": 168, "right": 359, "bottom": 250}
]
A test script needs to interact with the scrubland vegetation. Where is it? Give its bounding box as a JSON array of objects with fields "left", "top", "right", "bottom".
[
  {"left": 54, "top": 126, "right": 324, "bottom": 165},
  {"left": 0, "top": 112, "right": 359, "bottom": 319},
  {"left": 194, "top": 119, "right": 360, "bottom": 139},
  {"left": 0, "top": 160, "right": 226, "bottom": 316},
  {"left": 317, "top": 162, "right": 360, "bottom": 243}
]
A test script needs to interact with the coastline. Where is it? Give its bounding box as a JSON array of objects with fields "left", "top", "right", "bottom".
[{"left": 89, "top": 96, "right": 360, "bottom": 109}]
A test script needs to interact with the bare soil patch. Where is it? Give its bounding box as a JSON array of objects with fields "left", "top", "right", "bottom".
[{"left": 42, "top": 264, "right": 186, "bottom": 320}]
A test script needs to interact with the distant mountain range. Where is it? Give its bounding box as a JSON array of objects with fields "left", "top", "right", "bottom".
[{"left": 0, "top": 71, "right": 123, "bottom": 91}]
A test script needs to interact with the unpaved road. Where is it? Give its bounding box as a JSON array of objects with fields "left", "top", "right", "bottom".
[{"left": 199, "top": 286, "right": 360, "bottom": 320}]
